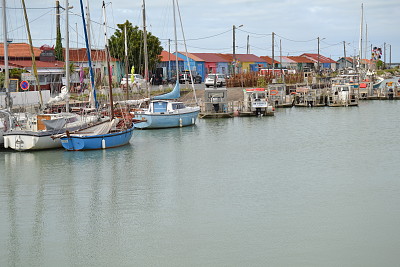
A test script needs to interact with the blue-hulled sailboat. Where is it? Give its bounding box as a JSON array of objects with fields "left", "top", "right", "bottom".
[
  {"left": 132, "top": 0, "right": 200, "bottom": 129},
  {"left": 56, "top": 0, "right": 134, "bottom": 150}
]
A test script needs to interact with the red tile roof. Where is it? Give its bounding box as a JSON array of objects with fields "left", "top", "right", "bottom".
[
  {"left": 260, "top": 56, "right": 280, "bottom": 64},
  {"left": 7, "top": 60, "right": 65, "bottom": 68},
  {"left": 234, "top": 54, "right": 265, "bottom": 62},
  {"left": 191, "top": 53, "right": 229, "bottom": 62},
  {"left": 159, "top": 50, "right": 183, "bottom": 61},
  {"left": 301, "top": 53, "right": 337, "bottom": 63},
  {"left": 67, "top": 48, "right": 117, "bottom": 62},
  {"left": 216, "top": 53, "right": 233, "bottom": 62},
  {"left": 177, "top": 52, "right": 204, "bottom": 62},
  {"left": 287, "top": 56, "right": 314, "bottom": 63},
  {"left": 0, "top": 43, "right": 41, "bottom": 58}
]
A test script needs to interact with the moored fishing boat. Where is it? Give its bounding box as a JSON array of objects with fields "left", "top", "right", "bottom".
[
  {"left": 267, "top": 83, "right": 294, "bottom": 108},
  {"left": 237, "top": 88, "right": 274, "bottom": 116}
]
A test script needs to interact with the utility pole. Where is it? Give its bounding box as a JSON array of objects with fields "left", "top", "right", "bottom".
[
  {"left": 233, "top": 25, "right": 236, "bottom": 75},
  {"left": 56, "top": 1, "right": 60, "bottom": 33},
  {"left": 389, "top": 44, "right": 392, "bottom": 69},
  {"left": 272, "top": 32, "right": 275, "bottom": 73},
  {"left": 317, "top": 37, "right": 320, "bottom": 75},
  {"left": 247, "top": 35, "right": 250, "bottom": 54},
  {"left": 280, "top": 39, "right": 284, "bottom": 83},
  {"left": 232, "top": 24, "right": 242, "bottom": 75},
  {"left": 384, "top": 42, "right": 386, "bottom": 69},
  {"left": 343, "top": 41, "right": 347, "bottom": 69}
]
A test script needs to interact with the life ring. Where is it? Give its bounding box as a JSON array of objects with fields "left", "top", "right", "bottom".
[{"left": 270, "top": 89, "right": 278, "bottom": 95}]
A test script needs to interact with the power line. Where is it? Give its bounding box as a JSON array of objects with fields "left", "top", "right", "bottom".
[{"left": 275, "top": 33, "right": 317, "bottom": 43}]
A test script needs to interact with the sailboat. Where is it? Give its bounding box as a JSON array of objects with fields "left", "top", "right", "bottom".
[
  {"left": 3, "top": 0, "right": 102, "bottom": 151},
  {"left": 132, "top": 0, "right": 200, "bottom": 129},
  {"left": 55, "top": 0, "right": 134, "bottom": 151}
]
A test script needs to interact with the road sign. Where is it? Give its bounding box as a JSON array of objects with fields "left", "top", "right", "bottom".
[{"left": 20, "top": 80, "right": 30, "bottom": 91}]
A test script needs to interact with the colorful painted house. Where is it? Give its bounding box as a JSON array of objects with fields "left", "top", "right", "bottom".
[
  {"left": 191, "top": 53, "right": 229, "bottom": 79},
  {"left": 300, "top": 53, "right": 337, "bottom": 71},
  {"left": 235, "top": 54, "right": 267, "bottom": 73},
  {"left": 175, "top": 52, "right": 205, "bottom": 81},
  {"left": 157, "top": 50, "right": 184, "bottom": 81},
  {"left": 216, "top": 54, "right": 266, "bottom": 74},
  {"left": 260, "top": 56, "right": 281, "bottom": 69},
  {"left": 287, "top": 56, "right": 315, "bottom": 71},
  {"left": 277, "top": 56, "right": 298, "bottom": 70}
]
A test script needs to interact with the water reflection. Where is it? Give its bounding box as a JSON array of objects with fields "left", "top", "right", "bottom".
[{"left": 1, "top": 100, "right": 400, "bottom": 265}]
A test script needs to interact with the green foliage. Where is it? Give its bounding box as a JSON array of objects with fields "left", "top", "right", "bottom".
[
  {"left": 0, "top": 72, "right": 4, "bottom": 88},
  {"left": 10, "top": 68, "right": 27, "bottom": 79},
  {"left": 108, "top": 20, "right": 163, "bottom": 75},
  {"left": 54, "top": 27, "right": 63, "bottom": 61},
  {"left": 375, "top": 60, "right": 384, "bottom": 70}
]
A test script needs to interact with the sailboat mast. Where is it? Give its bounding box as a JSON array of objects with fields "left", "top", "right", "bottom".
[
  {"left": 173, "top": 0, "right": 178, "bottom": 83},
  {"left": 124, "top": 24, "right": 129, "bottom": 100},
  {"left": 65, "top": 0, "right": 70, "bottom": 112},
  {"left": 142, "top": 0, "right": 149, "bottom": 98},
  {"left": 79, "top": 0, "right": 97, "bottom": 108},
  {"left": 358, "top": 3, "right": 363, "bottom": 67},
  {"left": 102, "top": 1, "right": 114, "bottom": 119},
  {"left": 21, "top": 0, "right": 43, "bottom": 108},
  {"left": 2, "top": 0, "right": 10, "bottom": 109}
]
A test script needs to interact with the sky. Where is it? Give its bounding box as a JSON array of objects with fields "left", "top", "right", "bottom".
[{"left": 2, "top": 0, "right": 399, "bottom": 62}]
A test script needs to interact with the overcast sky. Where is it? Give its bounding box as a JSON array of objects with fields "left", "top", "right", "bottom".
[{"left": 2, "top": 0, "right": 399, "bottom": 62}]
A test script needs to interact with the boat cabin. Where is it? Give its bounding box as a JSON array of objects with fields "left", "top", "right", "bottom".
[
  {"left": 146, "top": 100, "right": 188, "bottom": 114},
  {"left": 201, "top": 87, "right": 232, "bottom": 116},
  {"left": 267, "top": 83, "right": 293, "bottom": 108},
  {"left": 293, "top": 85, "right": 326, "bottom": 107},
  {"left": 327, "top": 83, "right": 358, "bottom": 106},
  {"left": 240, "top": 88, "right": 274, "bottom": 116}
]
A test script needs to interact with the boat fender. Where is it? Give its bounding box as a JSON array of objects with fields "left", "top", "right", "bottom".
[
  {"left": 179, "top": 118, "right": 182, "bottom": 127},
  {"left": 102, "top": 139, "right": 106, "bottom": 149}
]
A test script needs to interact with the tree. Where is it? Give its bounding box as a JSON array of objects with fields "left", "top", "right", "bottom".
[
  {"left": 54, "top": 26, "right": 63, "bottom": 61},
  {"left": 108, "top": 20, "right": 163, "bottom": 76}
]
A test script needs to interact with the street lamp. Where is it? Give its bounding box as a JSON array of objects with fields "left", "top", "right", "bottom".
[
  {"left": 317, "top": 37, "right": 325, "bottom": 75},
  {"left": 233, "top": 24, "right": 243, "bottom": 75}
]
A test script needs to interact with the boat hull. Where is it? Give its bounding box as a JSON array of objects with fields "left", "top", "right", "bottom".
[
  {"left": 134, "top": 109, "right": 200, "bottom": 129},
  {"left": 60, "top": 128, "right": 134, "bottom": 151},
  {"left": 3, "top": 132, "right": 61, "bottom": 151}
]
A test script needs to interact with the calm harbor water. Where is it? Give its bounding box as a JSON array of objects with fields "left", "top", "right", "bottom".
[{"left": 1, "top": 100, "right": 400, "bottom": 266}]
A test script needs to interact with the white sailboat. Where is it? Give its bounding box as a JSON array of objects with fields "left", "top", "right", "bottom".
[
  {"left": 132, "top": 0, "right": 200, "bottom": 129},
  {"left": 3, "top": 0, "right": 101, "bottom": 151}
]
